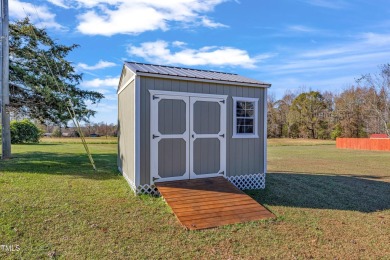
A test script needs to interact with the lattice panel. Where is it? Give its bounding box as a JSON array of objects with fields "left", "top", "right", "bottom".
[
  {"left": 226, "top": 173, "right": 266, "bottom": 190},
  {"left": 120, "top": 168, "right": 160, "bottom": 196},
  {"left": 136, "top": 184, "right": 160, "bottom": 196}
]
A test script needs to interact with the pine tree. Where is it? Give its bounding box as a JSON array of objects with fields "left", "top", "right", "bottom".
[{"left": 9, "top": 18, "right": 104, "bottom": 125}]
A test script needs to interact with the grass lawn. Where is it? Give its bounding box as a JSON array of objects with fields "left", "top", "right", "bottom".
[{"left": 1, "top": 138, "right": 389, "bottom": 259}]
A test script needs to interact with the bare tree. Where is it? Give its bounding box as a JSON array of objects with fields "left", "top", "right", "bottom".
[
  {"left": 267, "top": 93, "right": 279, "bottom": 138},
  {"left": 334, "top": 86, "right": 368, "bottom": 137},
  {"left": 278, "top": 91, "right": 296, "bottom": 137},
  {"left": 267, "top": 91, "right": 296, "bottom": 138},
  {"left": 357, "top": 64, "right": 390, "bottom": 136}
]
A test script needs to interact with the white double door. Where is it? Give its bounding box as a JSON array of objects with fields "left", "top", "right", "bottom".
[{"left": 150, "top": 91, "right": 227, "bottom": 183}]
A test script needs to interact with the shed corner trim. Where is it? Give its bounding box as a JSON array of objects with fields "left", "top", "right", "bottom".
[
  {"left": 134, "top": 75, "right": 141, "bottom": 187},
  {"left": 117, "top": 74, "right": 136, "bottom": 95}
]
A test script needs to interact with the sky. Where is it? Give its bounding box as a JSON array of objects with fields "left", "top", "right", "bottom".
[{"left": 9, "top": 0, "right": 390, "bottom": 124}]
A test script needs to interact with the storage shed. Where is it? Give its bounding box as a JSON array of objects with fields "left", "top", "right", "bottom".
[{"left": 117, "top": 62, "right": 271, "bottom": 195}]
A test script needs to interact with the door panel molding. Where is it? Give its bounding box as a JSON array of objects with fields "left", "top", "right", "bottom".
[
  {"left": 151, "top": 94, "right": 190, "bottom": 183},
  {"left": 189, "top": 96, "right": 226, "bottom": 179}
]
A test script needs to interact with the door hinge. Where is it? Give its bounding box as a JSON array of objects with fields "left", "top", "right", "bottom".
[
  {"left": 219, "top": 100, "right": 225, "bottom": 104},
  {"left": 153, "top": 177, "right": 160, "bottom": 181},
  {"left": 219, "top": 171, "right": 225, "bottom": 175},
  {"left": 153, "top": 95, "right": 160, "bottom": 100},
  {"left": 219, "top": 134, "right": 225, "bottom": 138},
  {"left": 152, "top": 134, "right": 160, "bottom": 139}
]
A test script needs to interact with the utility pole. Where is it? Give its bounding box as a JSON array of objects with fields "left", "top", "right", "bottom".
[{"left": 1, "top": 0, "right": 11, "bottom": 159}]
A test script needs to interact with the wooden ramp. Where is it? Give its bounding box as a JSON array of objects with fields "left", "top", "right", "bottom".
[{"left": 155, "top": 177, "right": 275, "bottom": 230}]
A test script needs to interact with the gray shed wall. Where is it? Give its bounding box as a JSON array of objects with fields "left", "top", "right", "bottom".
[
  {"left": 118, "top": 80, "right": 135, "bottom": 184},
  {"left": 139, "top": 76, "right": 266, "bottom": 185}
]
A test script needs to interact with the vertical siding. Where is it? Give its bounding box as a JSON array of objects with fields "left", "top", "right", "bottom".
[
  {"left": 118, "top": 80, "right": 135, "bottom": 184},
  {"left": 139, "top": 76, "right": 267, "bottom": 185}
]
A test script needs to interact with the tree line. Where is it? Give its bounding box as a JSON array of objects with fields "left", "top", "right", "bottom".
[
  {"left": 267, "top": 64, "right": 390, "bottom": 139},
  {"left": 41, "top": 122, "right": 118, "bottom": 138}
]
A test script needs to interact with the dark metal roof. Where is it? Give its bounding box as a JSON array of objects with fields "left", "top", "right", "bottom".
[{"left": 124, "top": 61, "right": 270, "bottom": 87}]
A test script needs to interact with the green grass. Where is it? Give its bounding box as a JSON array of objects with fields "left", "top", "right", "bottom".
[{"left": 0, "top": 139, "right": 389, "bottom": 259}]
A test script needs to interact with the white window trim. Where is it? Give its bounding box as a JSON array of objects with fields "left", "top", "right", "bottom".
[{"left": 232, "top": 97, "right": 259, "bottom": 139}]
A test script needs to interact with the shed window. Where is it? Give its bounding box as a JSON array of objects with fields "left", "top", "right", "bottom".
[{"left": 233, "top": 97, "right": 259, "bottom": 138}]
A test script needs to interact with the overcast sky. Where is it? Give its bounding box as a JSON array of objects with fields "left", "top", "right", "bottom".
[{"left": 9, "top": 0, "right": 390, "bottom": 124}]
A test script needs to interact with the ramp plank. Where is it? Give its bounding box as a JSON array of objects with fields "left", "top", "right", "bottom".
[{"left": 155, "top": 177, "right": 275, "bottom": 230}]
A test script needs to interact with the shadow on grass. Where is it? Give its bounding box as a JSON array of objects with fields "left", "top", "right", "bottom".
[
  {"left": 248, "top": 172, "right": 390, "bottom": 213},
  {"left": 0, "top": 151, "right": 119, "bottom": 179}
]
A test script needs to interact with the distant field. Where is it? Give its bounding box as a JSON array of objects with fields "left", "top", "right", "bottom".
[
  {"left": 0, "top": 139, "right": 389, "bottom": 259},
  {"left": 40, "top": 136, "right": 117, "bottom": 144},
  {"left": 268, "top": 138, "right": 390, "bottom": 180},
  {"left": 268, "top": 138, "right": 335, "bottom": 147}
]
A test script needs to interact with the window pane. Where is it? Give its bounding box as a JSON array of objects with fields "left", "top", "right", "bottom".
[
  {"left": 245, "top": 102, "right": 254, "bottom": 110},
  {"left": 236, "top": 109, "right": 245, "bottom": 117},
  {"left": 245, "top": 109, "right": 254, "bottom": 117},
  {"left": 245, "top": 125, "right": 253, "bottom": 133},
  {"left": 237, "top": 118, "right": 245, "bottom": 126},
  {"left": 237, "top": 101, "right": 245, "bottom": 110},
  {"left": 237, "top": 125, "right": 247, "bottom": 133},
  {"left": 237, "top": 118, "right": 244, "bottom": 134},
  {"left": 244, "top": 119, "right": 254, "bottom": 126},
  {"left": 236, "top": 124, "right": 254, "bottom": 134}
]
